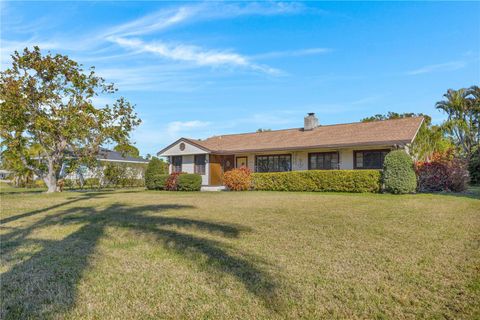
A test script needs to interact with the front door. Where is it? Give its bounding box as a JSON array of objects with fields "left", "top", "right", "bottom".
[
  {"left": 222, "top": 155, "right": 235, "bottom": 172},
  {"left": 209, "top": 155, "right": 235, "bottom": 185}
]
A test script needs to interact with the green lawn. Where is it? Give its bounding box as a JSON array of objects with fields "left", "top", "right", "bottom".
[{"left": 1, "top": 189, "right": 479, "bottom": 319}]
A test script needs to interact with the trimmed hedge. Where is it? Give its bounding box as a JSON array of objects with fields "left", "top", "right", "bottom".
[
  {"left": 252, "top": 170, "right": 382, "bottom": 193},
  {"left": 383, "top": 150, "right": 417, "bottom": 194},
  {"left": 177, "top": 173, "right": 202, "bottom": 191}
]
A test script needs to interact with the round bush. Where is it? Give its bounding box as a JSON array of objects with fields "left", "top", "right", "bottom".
[
  {"left": 383, "top": 150, "right": 417, "bottom": 194},
  {"left": 145, "top": 157, "right": 168, "bottom": 190},
  {"left": 177, "top": 174, "right": 202, "bottom": 191}
]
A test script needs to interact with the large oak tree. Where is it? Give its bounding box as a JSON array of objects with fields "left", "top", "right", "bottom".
[{"left": 0, "top": 47, "right": 141, "bottom": 192}]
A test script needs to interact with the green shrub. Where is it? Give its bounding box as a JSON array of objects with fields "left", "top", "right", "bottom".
[
  {"left": 145, "top": 157, "right": 169, "bottom": 190},
  {"left": 25, "top": 180, "right": 46, "bottom": 188},
  {"left": 145, "top": 174, "right": 169, "bottom": 190},
  {"left": 252, "top": 170, "right": 381, "bottom": 193},
  {"left": 469, "top": 150, "right": 480, "bottom": 185},
  {"left": 177, "top": 174, "right": 202, "bottom": 191},
  {"left": 64, "top": 179, "right": 78, "bottom": 189},
  {"left": 383, "top": 150, "right": 416, "bottom": 194},
  {"left": 118, "top": 178, "right": 145, "bottom": 188},
  {"left": 84, "top": 178, "right": 100, "bottom": 189}
]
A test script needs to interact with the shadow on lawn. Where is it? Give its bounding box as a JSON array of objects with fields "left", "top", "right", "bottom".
[
  {"left": 1, "top": 202, "right": 281, "bottom": 319},
  {"left": 0, "top": 192, "right": 106, "bottom": 225},
  {"left": 418, "top": 186, "right": 480, "bottom": 200}
]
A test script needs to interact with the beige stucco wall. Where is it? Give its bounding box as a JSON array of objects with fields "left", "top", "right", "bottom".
[
  {"left": 234, "top": 146, "right": 392, "bottom": 172},
  {"left": 168, "top": 154, "right": 209, "bottom": 185}
]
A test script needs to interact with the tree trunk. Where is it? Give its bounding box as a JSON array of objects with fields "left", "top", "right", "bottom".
[
  {"left": 44, "top": 175, "right": 58, "bottom": 193},
  {"left": 44, "top": 159, "right": 59, "bottom": 193}
]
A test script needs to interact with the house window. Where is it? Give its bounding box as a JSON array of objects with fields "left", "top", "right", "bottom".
[
  {"left": 255, "top": 154, "right": 291, "bottom": 173},
  {"left": 354, "top": 150, "right": 390, "bottom": 169},
  {"left": 194, "top": 154, "right": 206, "bottom": 175},
  {"left": 172, "top": 156, "right": 182, "bottom": 173},
  {"left": 308, "top": 152, "right": 339, "bottom": 170}
]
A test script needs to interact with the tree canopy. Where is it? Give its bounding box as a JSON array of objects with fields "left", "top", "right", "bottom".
[
  {"left": 361, "top": 112, "right": 430, "bottom": 123},
  {"left": 436, "top": 86, "right": 479, "bottom": 158},
  {"left": 0, "top": 47, "right": 141, "bottom": 192},
  {"left": 360, "top": 112, "right": 452, "bottom": 161},
  {"left": 114, "top": 144, "right": 140, "bottom": 158}
]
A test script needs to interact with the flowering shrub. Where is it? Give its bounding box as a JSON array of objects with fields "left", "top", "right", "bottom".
[
  {"left": 223, "top": 167, "right": 252, "bottom": 191},
  {"left": 416, "top": 151, "right": 469, "bottom": 192},
  {"left": 165, "top": 172, "right": 183, "bottom": 191}
]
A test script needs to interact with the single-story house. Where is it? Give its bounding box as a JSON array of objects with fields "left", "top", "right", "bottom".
[
  {"left": 62, "top": 148, "right": 149, "bottom": 181},
  {"left": 158, "top": 113, "right": 424, "bottom": 186}
]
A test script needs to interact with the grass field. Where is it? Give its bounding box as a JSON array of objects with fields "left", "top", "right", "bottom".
[{"left": 1, "top": 189, "right": 479, "bottom": 319}]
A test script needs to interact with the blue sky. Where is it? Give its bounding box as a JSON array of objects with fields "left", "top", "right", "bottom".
[{"left": 1, "top": 1, "right": 479, "bottom": 156}]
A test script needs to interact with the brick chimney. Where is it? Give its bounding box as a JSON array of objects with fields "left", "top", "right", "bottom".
[{"left": 304, "top": 112, "right": 319, "bottom": 130}]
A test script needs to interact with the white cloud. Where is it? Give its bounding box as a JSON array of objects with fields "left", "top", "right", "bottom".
[
  {"left": 253, "top": 48, "right": 332, "bottom": 60},
  {"left": 103, "top": 2, "right": 304, "bottom": 38},
  {"left": 406, "top": 60, "right": 467, "bottom": 75},
  {"left": 131, "top": 119, "right": 213, "bottom": 154},
  {"left": 109, "top": 37, "right": 282, "bottom": 75},
  {"left": 103, "top": 6, "right": 199, "bottom": 38},
  {"left": 95, "top": 64, "right": 212, "bottom": 92},
  {"left": 166, "top": 120, "right": 211, "bottom": 137}
]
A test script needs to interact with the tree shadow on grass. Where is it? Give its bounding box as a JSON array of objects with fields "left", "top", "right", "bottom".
[
  {"left": 1, "top": 203, "right": 282, "bottom": 319},
  {"left": 0, "top": 192, "right": 106, "bottom": 225},
  {"left": 418, "top": 187, "right": 480, "bottom": 200}
]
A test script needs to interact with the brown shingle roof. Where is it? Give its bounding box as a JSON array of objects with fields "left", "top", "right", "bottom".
[{"left": 180, "top": 117, "right": 424, "bottom": 154}]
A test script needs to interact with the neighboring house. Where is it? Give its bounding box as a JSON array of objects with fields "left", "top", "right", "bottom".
[
  {"left": 0, "top": 169, "right": 12, "bottom": 180},
  {"left": 62, "top": 148, "right": 149, "bottom": 181},
  {"left": 158, "top": 113, "right": 424, "bottom": 186}
]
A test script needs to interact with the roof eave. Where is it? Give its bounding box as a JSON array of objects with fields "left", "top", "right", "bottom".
[
  {"left": 157, "top": 137, "right": 212, "bottom": 156},
  {"left": 208, "top": 140, "right": 412, "bottom": 154}
]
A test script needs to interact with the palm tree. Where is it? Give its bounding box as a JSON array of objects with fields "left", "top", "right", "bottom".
[{"left": 436, "top": 87, "right": 480, "bottom": 158}]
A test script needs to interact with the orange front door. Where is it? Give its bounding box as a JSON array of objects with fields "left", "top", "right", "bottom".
[
  {"left": 209, "top": 155, "right": 235, "bottom": 185},
  {"left": 209, "top": 155, "right": 222, "bottom": 185}
]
